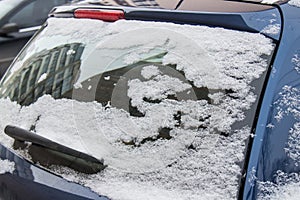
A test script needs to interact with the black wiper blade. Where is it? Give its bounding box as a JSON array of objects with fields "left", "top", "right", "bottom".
[{"left": 4, "top": 125, "right": 106, "bottom": 173}]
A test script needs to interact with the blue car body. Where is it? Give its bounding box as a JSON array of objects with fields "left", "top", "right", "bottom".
[
  {"left": 244, "top": 3, "right": 300, "bottom": 199},
  {"left": 0, "top": 0, "right": 299, "bottom": 199}
]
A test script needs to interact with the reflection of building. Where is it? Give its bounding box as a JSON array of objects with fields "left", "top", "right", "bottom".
[{"left": 6, "top": 43, "right": 84, "bottom": 105}]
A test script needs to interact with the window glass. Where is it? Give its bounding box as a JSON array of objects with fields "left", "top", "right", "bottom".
[{"left": 0, "top": 17, "right": 275, "bottom": 199}]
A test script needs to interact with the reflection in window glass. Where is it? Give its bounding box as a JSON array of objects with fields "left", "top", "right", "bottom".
[{"left": 4, "top": 43, "right": 83, "bottom": 105}]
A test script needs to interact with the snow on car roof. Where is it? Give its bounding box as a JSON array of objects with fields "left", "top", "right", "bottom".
[
  {"left": 258, "top": 170, "right": 300, "bottom": 200},
  {"left": 261, "top": 0, "right": 279, "bottom": 4},
  {"left": 0, "top": 159, "right": 15, "bottom": 174},
  {"left": 289, "top": 0, "right": 300, "bottom": 7}
]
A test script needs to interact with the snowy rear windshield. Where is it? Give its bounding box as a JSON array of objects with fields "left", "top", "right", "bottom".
[{"left": 0, "top": 18, "right": 275, "bottom": 199}]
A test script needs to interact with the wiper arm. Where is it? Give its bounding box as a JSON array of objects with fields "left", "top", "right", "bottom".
[{"left": 4, "top": 125, "right": 106, "bottom": 174}]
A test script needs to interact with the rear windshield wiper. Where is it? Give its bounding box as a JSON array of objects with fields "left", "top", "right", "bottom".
[{"left": 4, "top": 125, "right": 106, "bottom": 174}]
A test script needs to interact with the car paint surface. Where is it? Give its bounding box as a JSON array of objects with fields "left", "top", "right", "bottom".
[
  {"left": 0, "top": 145, "right": 108, "bottom": 200},
  {"left": 243, "top": 3, "right": 300, "bottom": 199}
]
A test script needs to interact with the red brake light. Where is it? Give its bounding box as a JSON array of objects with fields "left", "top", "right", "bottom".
[{"left": 74, "top": 9, "right": 124, "bottom": 22}]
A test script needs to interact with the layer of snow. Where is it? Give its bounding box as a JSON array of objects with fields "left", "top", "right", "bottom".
[
  {"left": 261, "top": 24, "right": 280, "bottom": 36},
  {"left": 289, "top": 0, "right": 300, "bottom": 7},
  {"left": 285, "top": 122, "right": 300, "bottom": 166},
  {"left": 104, "top": 76, "right": 110, "bottom": 81},
  {"left": 0, "top": 95, "right": 249, "bottom": 199},
  {"left": 0, "top": 98, "right": 20, "bottom": 147},
  {"left": 0, "top": 18, "right": 275, "bottom": 200},
  {"left": 90, "top": 20, "right": 273, "bottom": 90},
  {"left": 258, "top": 171, "right": 300, "bottom": 200},
  {"left": 128, "top": 74, "right": 192, "bottom": 108},
  {"left": 141, "top": 65, "right": 161, "bottom": 79},
  {"left": 275, "top": 86, "right": 300, "bottom": 122},
  {"left": 293, "top": 53, "right": 300, "bottom": 73},
  {"left": 0, "top": 159, "right": 15, "bottom": 174},
  {"left": 261, "top": 0, "right": 278, "bottom": 4},
  {"left": 2, "top": 18, "right": 274, "bottom": 90},
  {"left": 52, "top": 127, "right": 249, "bottom": 200},
  {"left": 73, "top": 82, "right": 83, "bottom": 89}
]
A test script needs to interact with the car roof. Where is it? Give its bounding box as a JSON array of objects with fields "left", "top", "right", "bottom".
[
  {"left": 51, "top": 0, "right": 282, "bottom": 34},
  {"left": 72, "top": 0, "right": 179, "bottom": 9},
  {"left": 70, "top": 0, "right": 284, "bottom": 12}
]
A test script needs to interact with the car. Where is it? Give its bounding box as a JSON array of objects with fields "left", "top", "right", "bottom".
[
  {"left": 0, "top": 0, "right": 299, "bottom": 199},
  {"left": 0, "top": 0, "right": 71, "bottom": 79}
]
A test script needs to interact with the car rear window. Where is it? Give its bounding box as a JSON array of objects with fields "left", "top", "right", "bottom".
[{"left": 0, "top": 17, "right": 275, "bottom": 199}]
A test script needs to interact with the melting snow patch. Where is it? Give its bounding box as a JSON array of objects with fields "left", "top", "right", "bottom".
[
  {"left": 0, "top": 159, "right": 15, "bottom": 174},
  {"left": 104, "top": 76, "right": 110, "bottom": 80},
  {"left": 258, "top": 171, "right": 300, "bottom": 200},
  {"left": 285, "top": 122, "right": 300, "bottom": 166},
  {"left": 66, "top": 49, "right": 76, "bottom": 55},
  {"left": 73, "top": 82, "right": 83, "bottom": 89},
  {"left": 261, "top": 0, "right": 278, "bottom": 4},
  {"left": 261, "top": 24, "right": 280, "bottom": 36},
  {"left": 289, "top": 0, "right": 300, "bottom": 7},
  {"left": 292, "top": 53, "right": 300, "bottom": 74},
  {"left": 249, "top": 167, "right": 258, "bottom": 187},
  {"left": 274, "top": 86, "right": 300, "bottom": 122},
  {"left": 141, "top": 65, "right": 161, "bottom": 79},
  {"left": 128, "top": 74, "right": 192, "bottom": 108}
]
